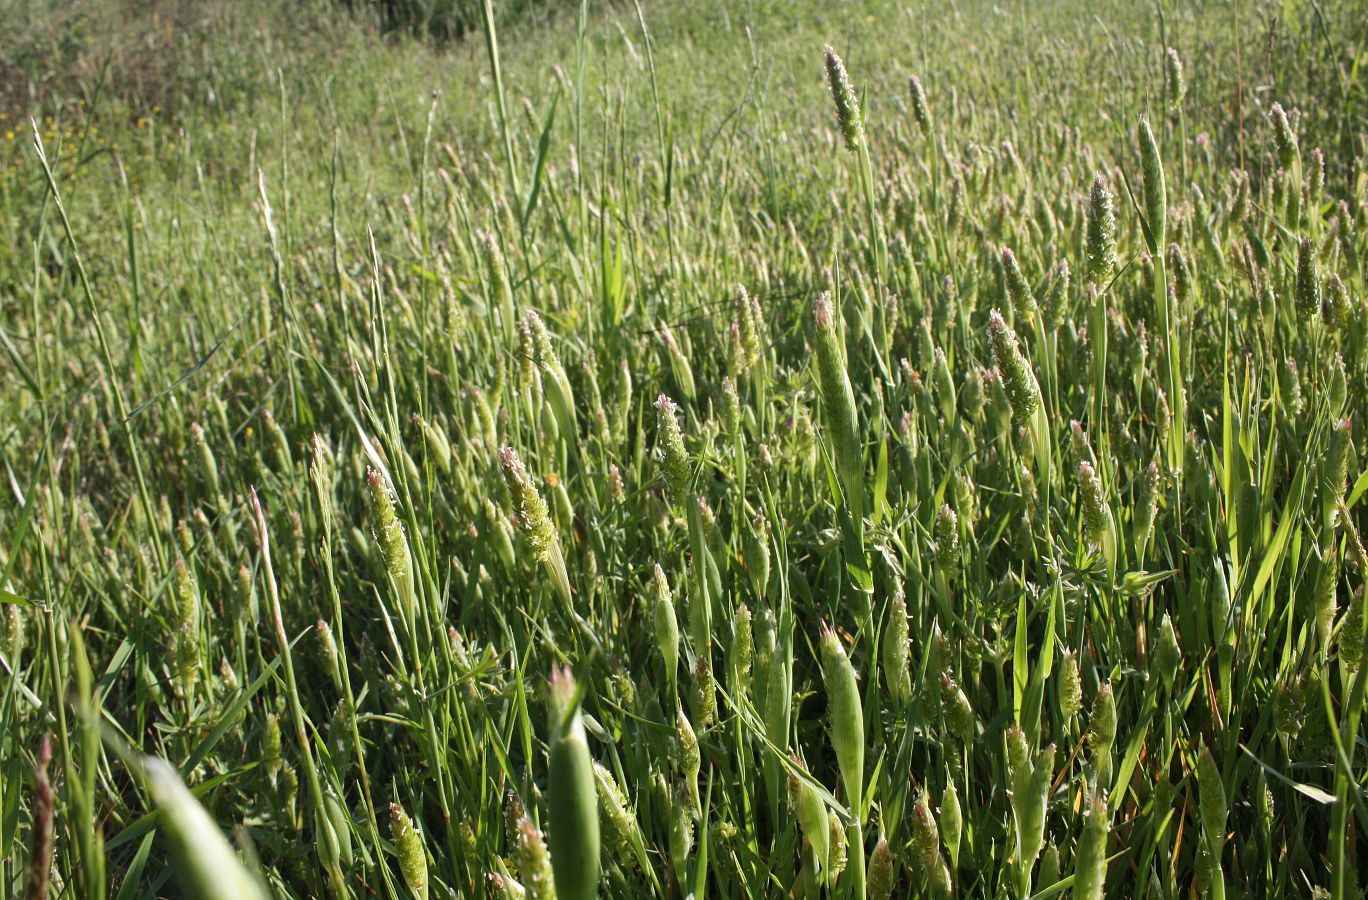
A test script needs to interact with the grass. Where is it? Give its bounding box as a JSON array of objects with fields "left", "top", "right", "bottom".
[{"left": 1, "top": 0, "right": 1368, "bottom": 896}]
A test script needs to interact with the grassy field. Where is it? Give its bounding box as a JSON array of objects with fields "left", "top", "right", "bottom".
[{"left": 2, "top": 0, "right": 1368, "bottom": 896}]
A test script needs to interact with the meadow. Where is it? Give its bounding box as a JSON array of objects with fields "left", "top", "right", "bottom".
[{"left": 1, "top": 0, "right": 1367, "bottom": 896}]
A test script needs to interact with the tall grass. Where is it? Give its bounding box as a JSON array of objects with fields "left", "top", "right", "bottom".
[{"left": 1, "top": 0, "right": 1367, "bottom": 896}]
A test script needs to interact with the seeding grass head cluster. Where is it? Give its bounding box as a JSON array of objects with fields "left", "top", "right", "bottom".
[{"left": 2, "top": 0, "right": 1368, "bottom": 897}]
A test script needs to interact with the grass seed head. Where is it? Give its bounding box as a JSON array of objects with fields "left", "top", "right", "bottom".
[
  {"left": 1296, "top": 236, "right": 1321, "bottom": 321},
  {"left": 513, "top": 817, "right": 555, "bottom": 900},
  {"left": 498, "top": 448, "right": 557, "bottom": 564},
  {"left": 823, "top": 45, "right": 864, "bottom": 152},
  {"left": 1270, "top": 102, "right": 1299, "bottom": 169},
  {"left": 909, "top": 74, "right": 932, "bottom": 133},
  {"left": 1057, "top": 650, "right": 1083, "bottom": 719},
  {"left": 390, "top": 802, "right": 429, "bottom": 900},
  {"left": 940, "top": 673, "right": 976, "bottom": 743},
  {"left": 1088, "top": 682, "right": 1117, "bottom": 752},
  {"left": 882, "top": 587, "right": 912, "bottom": 705},
  {"left": 654, "top": 394, "right": 690, "bottom": 509},
  {"left": 934, "top": 503, "right": 960, "bottom": 569},
  {"left": 869, "top": 835, "right": 897, "bottom": 900},
  {"left": 1164, "top": 48, "right": 1186, "bottom": 110},
  {"left": 1077, "top": 461, "right": 1109, "bottom": 547},
  {"left": 1002, "top": 246, "right": 1038, "bottom": 322},
  {"left": 987, "top": 310, "right": 1040, "bottom": 428}
]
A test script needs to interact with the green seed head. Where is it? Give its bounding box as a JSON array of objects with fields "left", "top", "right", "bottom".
[
  {"left": 1077, "top": 461, "right": 1109, "bottom": 547},
  {"left": 733, "top": 284, "right": 762, "bottom": 371},
  {"left": 749, "top": 513, "right": 773, "bottom": 600},
  {"left": 1325, "top": 273, "right": 1353, "bottom": 330},
  {"left": 1085, "top": 173, "right": 1118, "bottom": 287},
  {"left": 676, "top": 705, "right": 701, "bottom": 787},
  {"left": 812, "top": 292, "right": 864, "bottom": 521},
  {"left": 190, "top": 422, "right": 221, "bottom": 497},
  {"left": 1002, "top": 246, "right": 1038, "bottom": 322},
  {"left": 1273, "top": 673, "right": 1305, "bottom": 738},
  {"left": 911, "top": 792, "right": 952, "bottom": 898},
  {"left": 1006, "top": 723, "right": 1030, "bottom": 786},
  {"left": 1164, "top": 48, "right": 1186, "bottom": 111},
  {"left": 910, "top": 791, "right": 941, "bottom": 870},
  {"left": 655, "top": 394, "right": 690, "bottom": 509},
  {"left": 1279, "top": 358, "right": 1304, "bottom": 416},
  {"left": 592, "top": 762, "right": 640, "bottom": 867},
  {"left": 1088, "top": 682, "right": 1117, "bottom": 751},
  {"left": 173, "top": 560, "right": 201, "bottom": 696},
  {"left": 3, "top": 604, "right": 25, "bottom": 663},
  {"left": 732, "top": 604, "right": 754, "bottom": 694},
  {"left": 498, "top": 448, "right": 557, "bottom": 564},
  {"left": 1309, "top": 147, "right": 1326, "bottom": 201},
  {"left": 695, "top": 654, "right": 717, "bottom": 726},
  {"left": 1342, "top": 586, "right": 1366, "bottom": 671},
  {"left": 790, "top": 761, "right": 829, "bottom": 878},
  {"left": 669, "top": 782, "right": 695, "bottom": 873},
  {"left": 366, "top": 468, "right": 412, "bottom": 584},
  {"left": 1270, "top": 102, "right": 1299, "bottom": 169},
  {"left": 823, "top": 45, "right": 864, "bottom": 152},
  {"left": 390, "top": 803, "right": 429, "bottom": 900},
  {"left": 1167, "top": 243, "right": 1191, "bottom": 304},
  {"left": 1057, "top": 649, "right": 1083, "bottom": 719},
  {"left": 826, "top": 810, "right": 848, "bottom": 880},
  {"left": 909, "top": 74, "right": 932, "bottom": 133},
  {"left": 869, "top": 835, "right": 897, "bottom": 900},
  {"left": 987, "top": 310, "right": 1040, "bottom": 428},
  {"left": 940, "top": 673, "right": 975, "bottom": 742},
  {"left": 934, "top": 503, "right": 960, "bottom": 569},
  {"left": 513, "top": 817, "right": 556, "bottom": 900},
  {"left": 1296, "top": 237, "right": 1321, "bottom": 321},
  {"left": 882, "top": 587, "right": 912, "bottom": 705}
]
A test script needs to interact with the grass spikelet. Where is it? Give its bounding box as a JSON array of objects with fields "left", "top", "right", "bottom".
[
  {"left": 390, "top": 802, "right": 429, "bottom": 900},
  {"left": 1002, "top": 247, "right": 1038, "bottom": 323},
  {"left": 499, "top": 447, "right": 571, "bottom": 607},
  {"left": 987, "top": 310, "right": 1041, "bottom": 430},
  {"left": 882, "top": 587, "right": 912, "bottom": 705},
  {"left": 909, "top": 74, "right": 932, "bottom": 134},
  {"left": 823, "top": 45, "right": 864, "bottom": 151},
  {"left": 1164, "top": 48, "right": 1185, "bottom": 110},
  {"left": 1085, "top": 174, "right": 1117, "bottom": 287},
  {"left": 654, "top": 394, "right": 690, "bottom": 510},
  {"left": 514, "top": 817, "right": 557, "bottom": 900},
  {"left": 911, "top": 791, "right": 952, "bottom": 899},
  {"left": 868, "top": 835, "right": 897, "bottom": 900}
]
